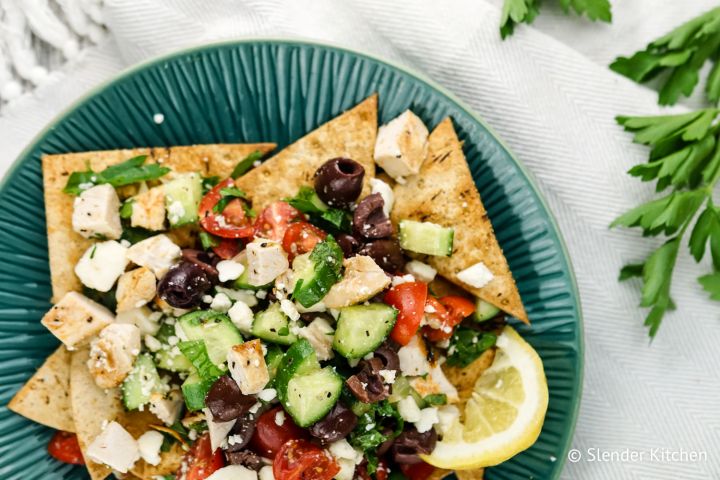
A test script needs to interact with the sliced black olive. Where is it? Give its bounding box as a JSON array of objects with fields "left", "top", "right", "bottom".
[
  {"left": 308, "top": 402, "right": 358, "bottom": 444},
  {"left": 346, "top": 357, "right": 389, "bottom": 403},
  {"left": 223, "top": 412, "right": 259, "bottom": 452},
  {"left": 225, "top": 450, "right": 263, "bottom": 470},
  {"left": 182, "top": 248, "right": 220, "bottom": 280},
  {"left": 314, "top": 158, "right": 365, "bottom": 209},
  {"left": 157, "top": 261, "right": 214, "bottom": 308},
  {"left": 336, "top": 233, "right": 360, "bottom": 258},
  {"left": 391, "top": 427, "right": 438, "bottom": 464},
  {"left": 357, "top": 239, "right": 406, "bottom": 273},
  {"left": 205, "top": 376, "right": 256, "bottom": 422},
  {"left": 353, "top": 193, "right": 393, "bottom": 239},
  {"left": 374, "top": 341, "right": 400, "bottom": 372}
]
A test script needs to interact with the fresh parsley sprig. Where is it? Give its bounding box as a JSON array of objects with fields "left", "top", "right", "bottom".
[
  {"left": 610, "top": 7, "right": 720, "bottom": 105},
  {"left": 611, "top": 109, "right": 720, "bottom": 336},
  {"left": 500, "top": 0, "right": 611, "bottom": 39},
  {"left": 63, "top": 155, "right": 170, "bottom": 195}
]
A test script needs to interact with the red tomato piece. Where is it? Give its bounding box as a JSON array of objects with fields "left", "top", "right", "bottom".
[
  {"left": 384, "top": 282, "right": 428, "bottom": 346},
  {"left": 47, "top": 431, "right": 84, "bottom": 465},
  {"left": 400, "top": 461, "right": 436, "bottom": 480},
  {"left": 422, "top": 295, "right": 474, "bottom": 342},
  {"left": 356, "top": 459, "right": 390, "bottom": 480},
  {"left": 199, "top": 178, "right": 255, "bottom": 239},
  {"left": 180, "top": 433, "right": 225, "bottom": 480},
  {"left": 282, "top": 221, "right": 327, "bottom": 260},
  {"left": 273, "top": 439, "right": 340, "bottom": 480},
  {"left": 250, "top": 406, "right": 307, "bottom": 459},
  {"left": 254, "top": 201, "right": 306, "bottom": 242},
  {"left": 211, "top": 238, "right": 242, "bottom": 260}
]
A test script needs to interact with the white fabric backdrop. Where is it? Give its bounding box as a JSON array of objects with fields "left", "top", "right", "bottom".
[{"left": 1, "top": 1, "right": 719, "bottom": 478}]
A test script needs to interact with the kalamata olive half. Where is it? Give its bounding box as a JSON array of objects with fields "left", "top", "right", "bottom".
[
  {"left": 205, "top": 376, "right": 256, "bottom": 422},
  {"left": 357, "top": 239, "right": 406, "bottom": 273},
  {"left": 182, "top": 249, "right": 219, "bottom": 280},
  {"left": 224, "top": 412, "right": 259, "bottom": 452},
  {"left": 336, "top": 233, "right": 360, "bottom": 258},
  {"left": 225, "top": 450, "right": 263, "bottom": 470},
  {"left": 391, "top": 427, "right": 438, "bottom": 464},
  {"left": 314, "top": 158, "right": 365, "bottom": 209},
  {"left": 157, "top": 261, "right": 213, "bottom": 308},
  {"left": 353, "top": 193, "right": 393, "bottom": 239},
  {"left": 308, "top": 402, "right": 358, "bottom": 444}
]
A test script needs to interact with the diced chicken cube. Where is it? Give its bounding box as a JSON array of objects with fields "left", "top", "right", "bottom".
[
  {"left": 328, "top": 439, "right": 363, "bottom": 480},
  {"left": 86, "top": 421, "right": 140, "bottom": 473},
  {"left": 116, "top": 267, "right": 156, "bottom": 312},
  {"left": 130, "top": 186, "right": 166, "bottom": 231},
  {"left": 398, "top": 334, "right": 430, "bottom": 376},
  {"left": 116, "top": 306, "right": 162, "bottom": 335},
  {"left": 204, "top": 407, "right": 237, "bottom": 452},
  {"left": 127, "top": 234, "right": 181, "bottom": 279},
  {"left": 72, "top": 184, "right": 123, "bottom": 240},
  {"left": 137, "top": 430, "right": 164, "bottom": 466},
  {"left": 298, "top": 317, "right": 335, "bottom": 361},
  {"left": 323, "top": 256, "right": 391, "bottom": 308},
  {"left": 74, "top": 240, "right": 129, "bottom": 292},
  {"left": 246, "top": 240, "right": 289, "bottom": 286},
  {"left": 405, "top": 260, "right": 437, "bottom": 283},
  {"left": 227, "top": 339, "right": 269, "bottom": 395},
  {"left": 87, "top": 323, "right": 141, "bottom": 389},
  {"left": 206, "top": 465, "right": 259, "bottom": 480},
  {"left": 41, "top": 291, "right": 115, "bottom": 348},
  {"left": 149, "top": 389, "right": 184, "bottom": 426},
  {"left": 373, "top": 110, "right": 429, "bottom": 181}
]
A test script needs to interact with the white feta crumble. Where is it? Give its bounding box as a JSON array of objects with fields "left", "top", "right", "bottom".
[
  {"left": 405, "top": 260, "right": 437, "bottom": 283},
  {"left": 391, "top": 274, "right": 416, "bottom": 287},
  {"left": 228, "top": 300, "right": 254, "bottom": 334},
  {"left": 144, "top": 335, "right": 162, "bottom": 352},
  {"left": 138, "top": 430, "right": 164, "bottom": 466},
  {"left": 274, "top": 410, "right": 285, "bottom": 426},
  {"left": 202, "top": 294, "right": 214, "bottom": 303},
  {"left": 398, "top": 335, "right": 430, "bottom": 376},
  {"left": 415, "top": 407, "right": 439, "bottom": 433},
  {"left": 206, "top": 465, "right": 258, "bottom": 480},
  {"left": 74, "top": 240, "right": 129, "bottom": 292},
  {"left": 436, "top": 405, "right": 460, "bottom": 435},
  {"left": 258, "top": 388, "right": 277, "bottom": 402},
  {"left": 370, "top": 178, "right": 394, "bottom": 216},
  {"left": 204, "top": 408, "right": 237, "bottom": 452},
  {"left": 259, "top": 465, "right": 274, "bottom": 480},
  {"left": 86, "top": 421, "right": 140, "bottom": 473},
  {"left": 279, "top": 298, "right": 300, "bottom": 321},
  {"left": 210, "top": 292, "right": 232, "bottom": 312},
  {"left": 397, "top": 396, "right": 421, "bottom": 423},
  {"left": 217, "top": 259, "right": 245, "bottom": 282},
  {"left": 167, "top": 200, "right": 185, "bottom": 225},
  {"left": 456, "top": 261, "right": 495, "bottom": 289},
  {"left": 379, "top": 369, "right": 397, "bottom": 384}
]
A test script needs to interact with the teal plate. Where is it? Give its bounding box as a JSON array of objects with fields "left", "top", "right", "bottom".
[{"left": 0, "top": 40, "right": 582, "bottom": 480}]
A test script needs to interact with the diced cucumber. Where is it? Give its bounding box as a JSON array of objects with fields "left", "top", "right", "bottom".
[
  {"left": 473, "top": 298, "right": 500, "bottom": 322},
  {"left": 398, "top": 220, "right": 454, "bottom": 257},
  {"left": 178, "top": 310, "right": 243, "bottom": 367},
  {"left": 333, "top": 304, "right": 398, "bottom": 359},
  {"left": 350, "top": 400, "right": 372, "bottom": 417},
  {"left": 265, "top": 344, "right": 284, "bottom": 385},
  {"left": 275, "top": 339, "right": 320, "bottom": 402},
  {"left": 164, "top": 172, "right": 202, "bottom": 226},
  {"left": 154, "top": 322, "right": 192, "bottom": 372},
  {"left": 284, "top": 367, "right": 343, "bottom": 427},
  {"left": 178, "top": 340, "right": 224, "bottom": 411},
  {"left": 388, "top": 375, "right": 425, "bottom": 407},
  {"left": 181, "top": 372, "right": 211, "bottom": 411},
  {"left": 292, "top": 237, "right": 343, "bottom": 308},
  {"left": 122, "top": 354, "right": 164, "bottom": 410},
  {"left": 251, "top": 303, "right": 298, "bottom": 345},
  {"left": 232, "top": 256, "right": 270, "bottom": 291}
]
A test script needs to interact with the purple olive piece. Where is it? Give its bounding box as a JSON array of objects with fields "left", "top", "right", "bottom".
[
  {"left": 225, "top": 450, "right": 263, "bottom": 470},
  {"left": 376, "top": 427, "right": 395, "bottom": 456},
  {"left": 182, "top": 249, "right": 220, "bottom": 280},
  {"left": 346, "top": 357, "right": 389, "bottom": 403},
  {"left": 357, "top": 239, "right": 406, "bottom": 273},
  {"left": 314, "top": 158, "right": 365, "bottom": 209},
  {"left": 374, "top": 341, "right": 400, "bottom": 372},
  {"left": 390, "top": 427, "right": 438, "bottom": 464},
  {"left": 308, "top": 402, "right": 358, "bottom": 444},
  {"left": 157, "top": 261, "right": 213, "bottom": 308},
  {"left": 205, "top": 376, "right": 256, "bottom": 422},
  {"left": 336, "top": 233, "right": 360, "bottom": 258},
  {"left": 352, "top": 193, "right": 393, "bottom": 239},
  {"left": 223, "top": 413, "right": 259, "bottom": 453}
]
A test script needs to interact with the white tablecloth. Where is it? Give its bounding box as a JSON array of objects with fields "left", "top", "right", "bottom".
[{"left": 1, "top": 1, "right": 719, "bottom": 478}]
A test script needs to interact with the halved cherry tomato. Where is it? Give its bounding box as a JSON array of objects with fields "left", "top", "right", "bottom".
[
  {"left": 385, "top": 282, "right": 428, "bottom": 346},
  {"left": 250, "top": 406, "right": 307, "bottom": 458},
  {"left": 180, "top": 433, "right": 224, "bottom": 480},
  {"left": 254, "top": 201, "right": 306, "bottom": 242},
  {"left": 273, "top": 439, "right": 340, "bottom": 480},
  {"left": 211, "top": 238, "right": 242, "bottom": 259},
  {"left": 199, "top": 178, "right": 254, "bottom": 239},
  {"left": 282, "top": 221, "right": 327, "bottom": 260},
  {"left": 400, "top": 461, "right": 435, "bottom": 480},
  {"left": 422, "top": 295, "right": 475, "bottom": 342},
  {"left": 356, "top": 459, "right": 389, "bottom": 480},
  {"left": 48, "top": 431, "right": 84, "bottom": 465}
]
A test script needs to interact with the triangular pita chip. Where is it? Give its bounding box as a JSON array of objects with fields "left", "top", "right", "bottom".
[
  {"left": 118, "top": 409, "right": 185, "bottom": 478},
  {"left": 69, "top": 347, "right": 123, "bottom": 480},
  {"left": 236, "top": 95, "right": 377, "bottom": 209},
  {"left": 391, "top": 118, "right": 528, "bottom": 323},
  {"left": 42, "top": 143, "right": 275, "bottom": 302},
  {"left": 7, "top": 346, "right": 74, "bottom": 432}
]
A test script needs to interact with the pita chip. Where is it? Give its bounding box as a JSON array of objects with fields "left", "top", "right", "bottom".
[
  {"left": 42, "top": 143, "right": 274, "bottom": 302},
  {"left": 391, "top": 118, "right": 528, "bottom": 323},
  {"left": 7, "top": 346, "right": 74, "bottom": 432},
  {"left": 118, "top": 410, "right": 184, "bottom": 478},
  {"left": 236, "top": 95, "right": 378, "bottom": 209}
]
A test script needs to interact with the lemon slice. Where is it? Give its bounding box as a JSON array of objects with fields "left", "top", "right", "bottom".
[{"left": 422, "top": 326, "right": 548, "bottom": 470}]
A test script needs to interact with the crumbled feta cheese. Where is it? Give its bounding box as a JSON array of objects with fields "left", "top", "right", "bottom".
[
  {"left": 41, "top": 291, "right": 114, "bottom": 348},
  {"left": 126, "top": 234, "right": 181, "bottom": 279},
  {"left": 149, "top": 389, "right": 184, "bottom": 425},
  {"left": 75, "top": 240, "right": 129, "bottom": 292},
  {"left": 415, "top": 407, "right": 439, "bottom": 433},
  {"left": 379, "top": 369, "right": 397, "bottom": 384},
  {"left": 405, "top": 260, "right": 437, "bottom": 283},
  {"left": 249, "top": 402, "right": 262, "bottom": 414},
  {"left": 298, "top": 317, "right": 335, "bottom": 361},
  {"left": 87, "top": 323, "right": 141, "bottom": 388},
  {"left": 373, "top": 110, "right": 429, "bottom": 181},
  {"left": 328, "top": 439, "right": 363, "bottom": 464},
  {"left": 228, "top": 300, "right": 254, "bottom": 334},
  {"left": 206, "top": 464, "right": 259, "bottom": 480},
  {"left": 391, "top": 274, "right": 415, "bottom": 287},
  {"left": 144, "top": 334, "right": 162, "bottom": 352},
  {"left": 71, "top": 184, "right": 123, "bottom": 239},
  {"left": 456, "top": 261, "right": 494, "bottom": 289},
  {"left": 210, "top": 292, "right": 232, "bottom": 312},
  {"left": 246, "top": 240, "right": 289, "bottom": 286},
  {"left": 370, "top": 178, "right": 394, "bottom": 216},
  {"left": 279, "top": 298, "right": 300, "bottom": 321},
  {"left": 86, "top": 421, "right": 140, "bottom": 473},
  {"left": 138, "top": 430, "right": 164, "bottom": 466},
  {"left": 204, "top": 408, "right": 237, "bottom": 452},
  {"left": 203, "top": 294, "right": 214, "bottom": 303},
  {"left": 255, "top": 290, "right": 268, "bottom": 299},
  {"left": 217, "top": 260, "right": 245, "bottom": 282},
  {"left": 398, "top": 335, "right": 430, "bottom": 376},
  {"left": 274, "top": 410, "right": 285, "bottom": 426},
  {"left": 258, "top": 388, "right": 277, "bottom": 402},
  {"left": 397, "top": 396, "right": 422, "bottom": 423},
  {"left": 166, "top": 200, "right": 185, "bottom": 225},
  {"left": 227, "top": 340, "right": 269, "bottom": 394}
]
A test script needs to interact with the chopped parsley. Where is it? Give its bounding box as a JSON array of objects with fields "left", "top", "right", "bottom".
[
  {"left": 63, "top": 155, "right": 170, "bottom": 195},
  {"left": 423, "top": 393, "right": 448, "bottom": 406},
  {"left": 199, "top": 231, "right": 220, "bottom": 250},
  {"left": 287, "top": 186, "right": 352, "bottom": 233},
  {"left": 119, "top": 199, "right": 134, "bottom": 219},
  {"left": 348, "top": 401, "right": 404, "bottom": 475},
  {"left": 213, "top": 186, "right": 248, "bottom": 214},
  {"left": 231, "top": 150, "right": 264, "bottom": 179},
  {"left": 446, "top": 327, "right": 497, "bottom": 368}
]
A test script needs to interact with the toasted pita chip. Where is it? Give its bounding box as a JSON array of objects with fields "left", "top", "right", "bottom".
[
  {"left": 443, "top": 348, "right": 496, "bottom": 406},
  {"left": 391, "top": 118, "right": 528, "bottom": 323},
  {"left": 42, "top": 143, "right": 274, "bottom": 302},
  {"left": 69, "top": 347, "right": 123, "bottom": 480},
  {"left": 236, "top": 95, "right": 377, "bottom": 210},
  {"left": 118, "top": 410, "right": 184, "bottom": 478},
  {"left": 7, "top": 346, "right": 74, "bottom": 432}
]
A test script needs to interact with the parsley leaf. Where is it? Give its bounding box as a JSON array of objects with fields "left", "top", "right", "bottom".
[
  {"left": 63, "top": 155, "right": 170, "bottom": 195},
  {"left": 230, "top": 150, "right": 264, "bottom": 179},
  {"left": 698, "top": 272, "right": 720, "bottom": 300},
  {"left": 213, "top": 186, "right": 248, "bottom": 214},
  {"left": 500, "top": 0, "right": 610, "bottom": 39},
  {"left": 446, "top": 327, "right": 497, "bottom": 367},
  {"left": 199, "top": 231, "right": 220, "bottom": 250},
  {"left": 423, "top": 393, "right": 448, "bottom": 406},
  {"left": 119, "top": 199, "right": 134, "bottom": 219},
  {"left": 610, "top": 7, "right": 720, "bottom": 105},
  {"left": 349, "top": 400, "right": 404, "bottom": 474},
  {"left": 286, "top": 186, "right": 327, "bottom": 214},
  {"left": 286, "top": 186, "right": 352, "bottom": 233}
]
